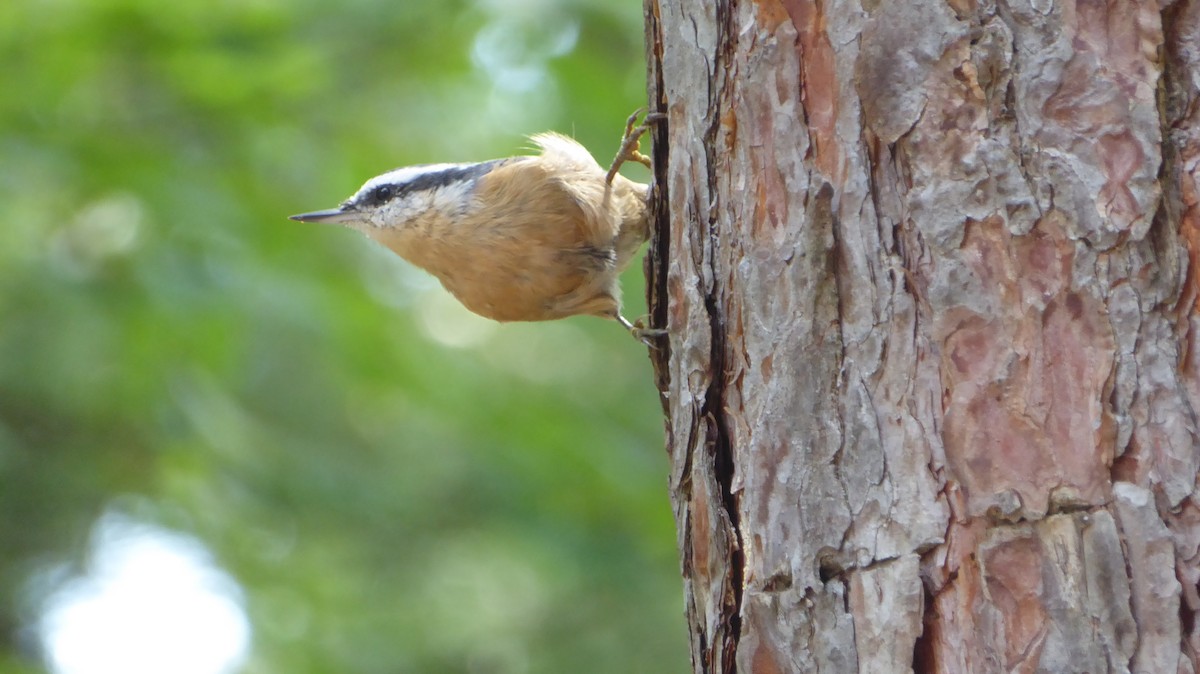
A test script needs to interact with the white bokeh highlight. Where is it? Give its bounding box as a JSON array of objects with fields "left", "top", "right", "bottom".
[{"left": 40, "top": 514, "right": 251, "bottom": 674}]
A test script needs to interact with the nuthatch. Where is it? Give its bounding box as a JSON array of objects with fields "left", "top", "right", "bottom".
[{"left": 291, "top": 112, "right": 663, "bottom": 339}]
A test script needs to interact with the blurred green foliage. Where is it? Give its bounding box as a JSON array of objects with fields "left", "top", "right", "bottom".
[{"left": 0, "top": 0, "right": 685, "bottom": 672}]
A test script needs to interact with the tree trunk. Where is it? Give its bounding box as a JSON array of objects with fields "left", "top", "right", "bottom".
[{"left": 643, "top": 0, "right": 1200, "bottom": 672}]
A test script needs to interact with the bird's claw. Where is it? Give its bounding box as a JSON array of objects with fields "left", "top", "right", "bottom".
[
  {"left": 605, "top": 108, "right": 666, "bottom": 184},
  {"left": 617, "top": 313, "right": 667, "bottom": 348}
]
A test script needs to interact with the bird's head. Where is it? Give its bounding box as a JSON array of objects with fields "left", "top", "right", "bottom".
[{"left": 290, "top": 160, "right": 507, "bottom": 231}]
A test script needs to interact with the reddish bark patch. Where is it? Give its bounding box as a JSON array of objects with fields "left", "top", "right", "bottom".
[
  {"left": 1176, "top": 91, "right": 1200, "bottom": 323},
  {"left": 691, "top": 468, "right": 713, "bottom": 584},
  {"left": 749, "top": 636, "right": 785, "bottom": 674},
  {"left": 758, "top": 0, "right": 842, "bottom": 183},
  {"left": 1096, "top": 129, "right": 1146, "bottom": 225},
  {"left": 925, "top": 520, "right": 989, "bottom": 672},
  {"left": 940, "top": 219, "right": 1116, "bottom": 518},
  {"left": 793, "top": 2, "right": 841, "bottom": 182},
  {"left": 1179, "top": 173, "right": 1200, "bottom": 319},
  {"left": 981, "top": 536, "right": 1049, "bottom": 668}
]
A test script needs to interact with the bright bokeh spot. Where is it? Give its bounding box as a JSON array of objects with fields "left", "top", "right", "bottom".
[{"left": 40, "top": 514, "right": 251, "bottom": 674}]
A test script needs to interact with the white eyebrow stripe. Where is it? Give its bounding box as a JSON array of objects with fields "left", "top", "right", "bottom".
[{"left": 361, "top": 164, "right": 463, "bottom": 192}]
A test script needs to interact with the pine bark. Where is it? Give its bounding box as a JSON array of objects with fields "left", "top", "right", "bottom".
[{"left": 643, "top": 1, "right": 1200, "bottom": 672}]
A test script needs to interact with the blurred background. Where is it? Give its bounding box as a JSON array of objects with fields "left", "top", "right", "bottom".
[{"left": 0, "top": 0, "right": 685, "bottom": 672}]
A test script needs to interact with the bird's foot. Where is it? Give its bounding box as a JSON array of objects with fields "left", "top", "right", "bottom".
[
  {"left": 605, "top": 108, "right": 666, "bottom": 184},
  {"left": 616, "top": 313, "right": 667, "bottom": 347}
]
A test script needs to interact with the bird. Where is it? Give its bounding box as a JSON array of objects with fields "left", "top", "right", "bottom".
[{"left": 291, "top": 111, "right": 664, "bottom": 340}]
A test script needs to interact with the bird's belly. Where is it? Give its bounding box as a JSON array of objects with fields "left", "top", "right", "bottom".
[
  {"left": 418, "top": 245, "right": 606, "bottom": 322},
  {"left": 387, "top": 228, "right": 617, "bottom": 322},
  {"left": 437, "top": 270, "right": 588, "bottom": 321}
]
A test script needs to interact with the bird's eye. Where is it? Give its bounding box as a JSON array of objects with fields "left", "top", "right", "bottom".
[{"left": 370, "top": 185, "right": 396, "bottom": 203}]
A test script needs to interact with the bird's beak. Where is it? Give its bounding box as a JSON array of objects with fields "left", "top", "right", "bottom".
[{"left": 289, "top": 206, "right": 358, "bottom": 224}]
